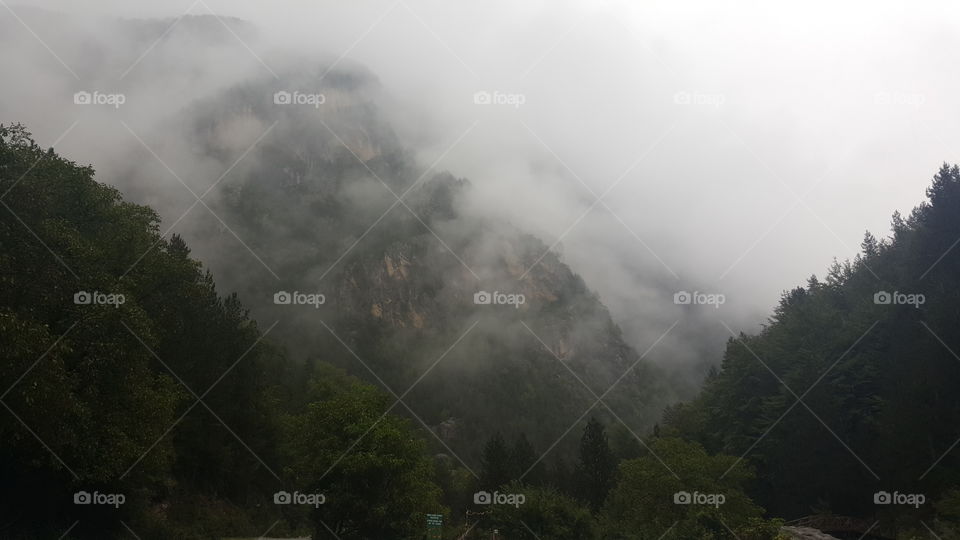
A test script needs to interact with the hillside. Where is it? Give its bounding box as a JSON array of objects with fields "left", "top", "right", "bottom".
[
  {"left": 664, "top": 164, "right": 960, "bottom": 538},
  {"left": 0, "top": 124, "right": 444, "bottom": 539},
  {"left": 129, "top": 64, "right": 676, "bottom": 465}
]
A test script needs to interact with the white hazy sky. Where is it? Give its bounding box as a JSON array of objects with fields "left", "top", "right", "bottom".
[{"left": 4, "top": 0, "right": 959, "bottom": 368}]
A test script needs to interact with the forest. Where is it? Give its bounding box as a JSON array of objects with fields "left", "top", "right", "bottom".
[{"left": 3, "top": 118, "right": 960, "bottom": 539}]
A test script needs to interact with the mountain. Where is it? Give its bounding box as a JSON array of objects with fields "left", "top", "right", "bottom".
[
  {"left": 3, "top": 8, "right": 678, "bottom": 467},
  {"left": 147, "top": 63, "right": 675, "bottom": 465}
]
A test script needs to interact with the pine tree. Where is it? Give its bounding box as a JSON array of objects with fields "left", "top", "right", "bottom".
[
  {"left": 511, "top": 433, "right": 545, "bottom": 485},
  {"left": 480, "top": 432, "right": 513, "bottom": 490},
  {"left": 860, "top": 231, "right": 880, "bottom": 259},
  {"left": 576, "top": 418, "right": 617, "bottom": 511}
]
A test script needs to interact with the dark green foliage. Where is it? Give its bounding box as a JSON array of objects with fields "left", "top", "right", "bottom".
[
  {"left": 1, "top": 123, "right": 201, "bottom": 537},
  {"left": 479, "top": 431, "right": 549, "bottom": 491},
  {"left": 485, "top": 481, "right": 600, "bottom": 539},
  {"left": 666, "top": 164, "right": 960, "bottom": 533},
  {"left": 601, "top": 438, "right": 776, "bottom": 539},
  {"left": 280, "top": 370, "right": 445, "bottom": 539},
  {"left": 511, "top": 432, "right": 545, "bottom": 485},
  {"left": 0, "top": 125, "right": 443, "bottom": 539},
  {"left": 576, "top": 417, "right": 618, "bottom": 511},
  {"left": 480, "top": 432, "right": 513, "bottom": 490}
]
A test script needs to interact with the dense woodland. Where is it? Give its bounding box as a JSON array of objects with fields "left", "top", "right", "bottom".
[
  {"left": 2, "top": 121, "right": 960, "bottom": 539},
  {"left": 664, "top": 163, "right": 960, "bottom": 538}
]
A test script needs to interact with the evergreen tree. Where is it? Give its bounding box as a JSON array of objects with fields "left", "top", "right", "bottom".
[
  {"left": 511, "top": 432, "right": 545, "bottom": 485},
  {"left": 550, "top": 456, "right": 574, "bottom": 496},
  {"left": 480, "top": 432, "right": 513, "bottom": 490},
  {"left": 576, "top": 417, "right": 617, "bottom": 511}
]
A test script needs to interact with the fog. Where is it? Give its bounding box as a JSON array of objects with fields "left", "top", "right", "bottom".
[{"left": 3, "top": 0, "right": 958, "bottom": 386}]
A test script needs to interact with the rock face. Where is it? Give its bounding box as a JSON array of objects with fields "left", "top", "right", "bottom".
[
  {"left": 781, "top": 526, "right": 842, "bottom": 540},
  {"left": 59, "top": 7, "right": 677, "bottom": 465},
  {"left": 107, "top": 43, "right": 674, "bottom": 465}
]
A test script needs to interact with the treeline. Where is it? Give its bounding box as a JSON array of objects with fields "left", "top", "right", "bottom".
[
  {"left": 665, "top": 164, "right": 960, "bottom": 538},
  {"left": 453, "top": 419, "right": 783, "bottom": 539},
  {"left": 288, "top": 408, "right": 788, "bottom": 539}
]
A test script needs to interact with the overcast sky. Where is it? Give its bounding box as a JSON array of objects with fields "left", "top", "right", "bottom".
[{"left": 3, "top": 0, "right": 958, "bottom": 373}]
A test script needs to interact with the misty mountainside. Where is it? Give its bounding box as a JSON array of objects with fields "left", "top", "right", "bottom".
[
  {"left": 5, "top": 9, "right": 680, "bottom": 466},
  {"left": 142, "top": 59, "right": 674, "bottom": 464}
]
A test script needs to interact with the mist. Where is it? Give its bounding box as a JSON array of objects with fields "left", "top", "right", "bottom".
[{"left": 3, "top": 0, "right": 958, "bottom": 390}]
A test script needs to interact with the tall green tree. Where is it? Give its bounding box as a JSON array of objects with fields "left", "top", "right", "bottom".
[
  {"left": 511, "top": 433, "right": 545, "bottom": 485},
  {"left": 480, "top": 432, "right": 513, "bottom": 490},
  {"left": 576, "top": 417, "right": 617, "bottom": 511},
  {"left": 280, "top": 370, "right": 444, "bottom": 539}
]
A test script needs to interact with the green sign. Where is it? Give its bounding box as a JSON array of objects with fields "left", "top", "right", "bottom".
[{"left": 426, "top": 513, "right": 443, "bottom": 539}]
